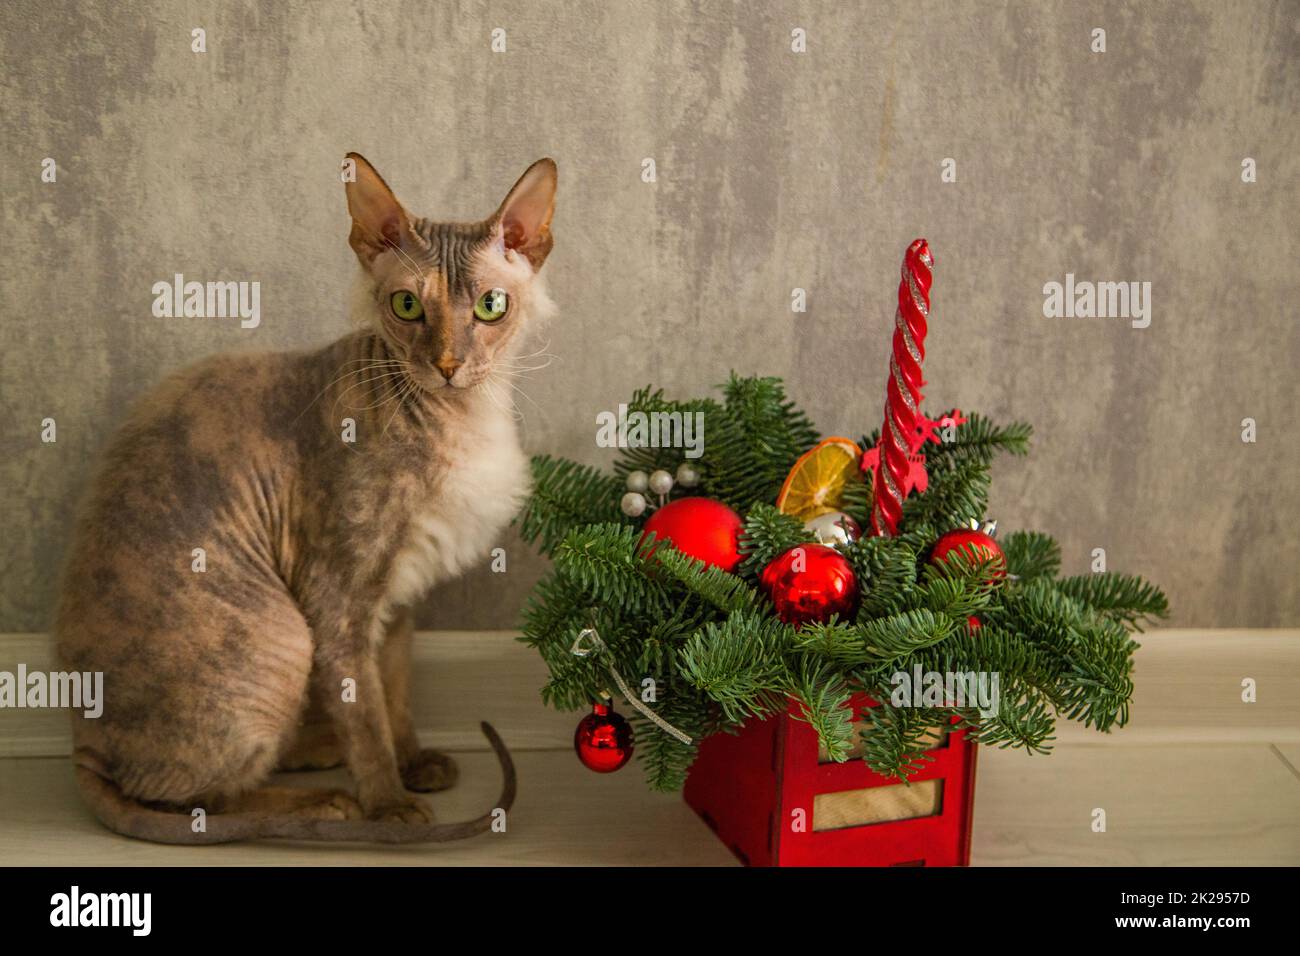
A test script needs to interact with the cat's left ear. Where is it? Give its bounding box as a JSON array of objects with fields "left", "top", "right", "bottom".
[{"left": 492, "top": 158, "right": 557, "bottom": 270}]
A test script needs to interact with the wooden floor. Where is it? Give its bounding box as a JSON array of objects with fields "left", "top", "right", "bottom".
[{"left": 1, "top": 629, "right": 1297, "bottom": 866}]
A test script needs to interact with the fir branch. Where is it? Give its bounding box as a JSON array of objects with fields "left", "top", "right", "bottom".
[
  {"left": 1053, "top": 573, "right": 1169, "bottom": 629},
  {"left": 918, "top": 550, "right": 1001, "bottom": 619},
  {"left": 1052, "top": 614, "right": 1139, "bottom": 732},
  {"left": 855, "top": 608, "right": 961, "bottom": 662},
  {"left": 519, "top": 570, "right": 589, "bottom": 650},
  {"left": 901, "top": 624, "right": 1054, "bottom": 699},
  {"left": 1001, "top": 530, "right": 1062, "bottom": 581},
  {"left": 699, "top": 375, "right": 821, "bottom": 510},
  {"left": 960, "top": 689, "right": 1056, "bottom": 754},
  {"left": 924, "top": 412, "right": 1032, "bottom": 465},
  {"left": 800, "top": 610, "right": 963, "bottom": 677},
  {"left": 790, "top": 620, "right": 865, "bottom": 664},
  {"left": 633, "top": 714, "right": 700, "bottom": 791},
  {"left": 625, "top": 689, "right": 714, "bottom": 791},
  {"left": 679, "top": 611, "right": 793, "bottom": 725},
  {"left": 785, "top": 656, "right": 855, "bottom": 763},
  {"left": 610, "top": 387, "right": 721, "bottom": 480},
  {"left": 651, "top": 543, "right": 761, "bottom": 613},
  {"left": 847, "top": 536, "right": 920, "bottom": 618},
  {"left": 636, "top": 603, "right": 712, "bottom": 675},
  {"left": 518, "top": 455, "right": 627, "bottom": 555},
  {"left": 839, "top": 477, "right": 874, "bottom": 528},
  {"left": 993, "top": 579, "right": 1138, "bottom": 732},
  {"left": 857, "top": 703, "right": 949, "bottom": 779},
  {"left": 900, "top": 459, "right": 991, "bottom": 539},
  {"left": 737, "top": 503, "right": 814, "bottom": 579},
  {"left": 552, "top": 523, "right": 669, "bottom": 615}
]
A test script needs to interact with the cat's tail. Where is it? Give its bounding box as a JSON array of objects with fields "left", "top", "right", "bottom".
[{"left": 74, "top": 721, "right": 517, "bottom": 845}]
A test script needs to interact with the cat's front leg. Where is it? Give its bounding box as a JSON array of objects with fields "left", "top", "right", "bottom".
[
  {"left": 314, "top": 622, "right": 433, "bottom": 823},
  {"left": 381, "top": 608, "right": 459, "bottom": 793}
]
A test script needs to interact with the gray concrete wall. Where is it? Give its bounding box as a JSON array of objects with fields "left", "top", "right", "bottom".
[{"left": 2, "top": 0, "right": 1297, "bottom": 631}]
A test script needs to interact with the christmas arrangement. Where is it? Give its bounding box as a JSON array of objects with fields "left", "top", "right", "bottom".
[{"left": 518, "top": 240, "right": 1168, "bottom": 794}]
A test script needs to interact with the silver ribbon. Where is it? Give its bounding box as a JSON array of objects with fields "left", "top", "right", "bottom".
[{"left": 571, "top": 626, "right": 694, "bottom": 745}]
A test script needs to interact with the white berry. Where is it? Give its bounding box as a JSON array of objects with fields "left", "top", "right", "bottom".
[
  {"left": 620, "top": 491, "right": 647, "bottom": 517},
  {"left": 648, "top": 469, "right": 675, "bottom": 495},
  {"left": 625, "top": 471, "right": 649, "bottom": 493},
  {"left": 675, "top": 462, "right": 700, "bottom": 488}
]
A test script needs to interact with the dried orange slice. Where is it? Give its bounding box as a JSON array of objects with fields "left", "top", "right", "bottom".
[{"left": 775, "top": 437, "right": 864, "bottom": 522}]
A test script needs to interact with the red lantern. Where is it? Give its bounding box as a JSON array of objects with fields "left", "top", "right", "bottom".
[
  {"left": 574, "top": 701, "right": 634, "bottom": 772},
  {"left": 640, "top": 497, "right": 744, "bottom": 573},
  {"left": 760, "top": 544, "right": 859, "bottom": 626}
]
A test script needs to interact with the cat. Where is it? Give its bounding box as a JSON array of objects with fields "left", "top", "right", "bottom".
[{"left": 54, "top": 153, "right": 558, "bottom": 843}]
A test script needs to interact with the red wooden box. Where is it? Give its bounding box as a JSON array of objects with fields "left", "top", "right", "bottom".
[{"left": 683, "top": 695, "right": 977, "bottom": 866}]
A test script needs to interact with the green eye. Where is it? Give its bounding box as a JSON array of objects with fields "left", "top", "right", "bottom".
[
  {"left": 390, "top": 291, "right": 423, "bottom": 321},
  {"left": 474, "top": 288, "right": 509, "bottom": 322}
]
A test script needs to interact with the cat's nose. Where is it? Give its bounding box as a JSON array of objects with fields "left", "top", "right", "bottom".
[{"left": 435, "top": 358, "right": 462, "bottom": 381}]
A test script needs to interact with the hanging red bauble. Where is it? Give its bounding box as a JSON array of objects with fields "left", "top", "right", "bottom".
[
  {"left": 760, "top": 544, "right": 860, "bottom": 627},
  {"left": 930, "top": 528, "right": 1006, "bottom": 580},
  {"left": 574, "top": 701, "right": 634, "bottom": 772},
  {"left": 640, "top": 496, "right": 744, "bottom": 573}
]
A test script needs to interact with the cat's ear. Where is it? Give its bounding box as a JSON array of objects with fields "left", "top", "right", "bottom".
[
  {"left": 492, "top": 158, "right": 557, "bottom": 270},
  {"left": 343, "top": 152, "right": 415, "bottom": 267}
]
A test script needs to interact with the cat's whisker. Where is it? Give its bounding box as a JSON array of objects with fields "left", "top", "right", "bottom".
[
  {"left": 494, "top": 356, "right": 555, "bottom": 373},
  {"left": 380, "top": 376, "right": 422, "bottom": 441},
  {"left": 295, "top": 359, "right": 412, "bottom": 422},
  {"left": 343, "top": 374, "right": 414, "bottom": 413},
  {"left": 330, "top": 364, "right": 410, "bottom": 396},
  {"left": 476, "top": 376, "right": 522, "bottom": 423},
  {"left": 500, "top": 378, "right": 543, "bottom": 418},
  {"left": 330, "top": 369, "right": 412, "bottom": 414},
  {"left": 510, "top": 340, "right": 554, "bottom": 362},
  {"left": 483, "top": 373, "right": 535, "bottom": 423}
]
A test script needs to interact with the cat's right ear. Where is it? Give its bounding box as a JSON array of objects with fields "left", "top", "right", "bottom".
[{"left": 342, "top": 152, "right": 414, "bottom": 267}]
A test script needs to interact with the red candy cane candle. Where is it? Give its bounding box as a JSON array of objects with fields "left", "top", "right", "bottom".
[{"left": 871, "top": 239, "right": 933, "bottom": 537}]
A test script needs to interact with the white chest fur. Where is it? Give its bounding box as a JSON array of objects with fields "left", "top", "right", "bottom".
[{"left": 380, "top": 395, "right": 530, "bottom": 620}]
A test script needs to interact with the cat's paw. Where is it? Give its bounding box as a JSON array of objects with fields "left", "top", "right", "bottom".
[
  {"left": 371, "top": 796, "right": 436, "bottom": 827},
  {"left": 401, "top": 748, "right": 459, "bottom": 793},
  {"left": 367, "top": 795, "right": 435, "bottom": 825},
  {"left": 299, "top": 789, "right": 364, "bottom": 821}
]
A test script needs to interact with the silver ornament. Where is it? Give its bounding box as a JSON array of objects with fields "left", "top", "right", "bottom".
[
  {"left": 675, "top": 462, "right": 700, "bottom": 488},
  {"left": 803, "top": 511, "right": 863, "bottom": 550},
  {"left": 625, "top": 471, "right": 649, "bottom": 493},
  {"left": 620, "top": 491, "right": 648, "bottom": 517},
  {"left": 648, "top": 469, "right": 675, "bottom": 495}
]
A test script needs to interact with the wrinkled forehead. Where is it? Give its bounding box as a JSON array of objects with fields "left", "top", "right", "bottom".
[{"left": 390, "top": 219, "right": 497, "bottom": 298}]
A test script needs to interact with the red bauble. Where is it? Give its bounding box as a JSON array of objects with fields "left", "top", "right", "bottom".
[
  {"left": 930, "top": 529, "right": 1006, "bottom": 579},
  {"left": 574, "top": 701, "right": 634, "bottom": 772},
  {"left": 760, "top": 544, "right": 860, "bottom": 627},
  {"left": 640, "top": 497, "right": 744, "bottom": 573}
]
